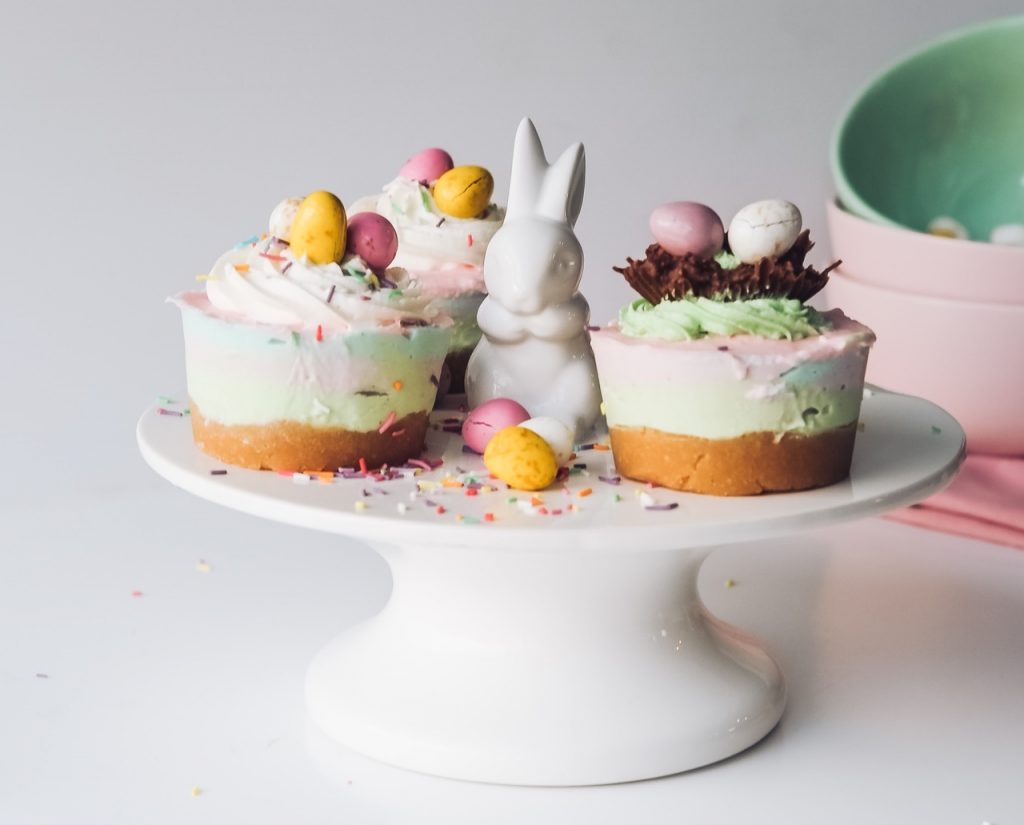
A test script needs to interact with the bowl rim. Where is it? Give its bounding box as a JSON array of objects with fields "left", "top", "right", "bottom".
[
  {"left": 830, "top": 15, "right": 1024, "bottom": 230},
  {"left": 826, "top": 199, "right": 1024, "bottom": 259},
  {"left": 827, "top": 267, "right": 1024, "bottom": 312}
]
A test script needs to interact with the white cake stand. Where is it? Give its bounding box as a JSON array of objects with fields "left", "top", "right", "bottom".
[{"left": 137, "top": 389, "right": 964, "bottom": 786}]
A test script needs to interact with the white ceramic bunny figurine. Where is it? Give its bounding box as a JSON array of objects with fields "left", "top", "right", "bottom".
[{"left": 465, "top": 118, "right": 602, "bottom": 439}]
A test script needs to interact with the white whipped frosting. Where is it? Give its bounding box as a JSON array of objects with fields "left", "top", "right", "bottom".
[
  {"left": 350, "top": 176, "right": 504, "bottom": 270},
  {"left": 204, "top": 236, "right": 442, "bottom": 332}
]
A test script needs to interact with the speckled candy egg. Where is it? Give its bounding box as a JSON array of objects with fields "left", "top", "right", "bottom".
[
  {"left": 346, "top": 213, "right": 398, "bottom": 271},
  {"left": 484, "top": 426, "right": 558, "bottom": 492},
  {"left": 269, "top": 197, "right": 302, "bottom": 242},
  {"left": 289, "top": 191, "right": 347, "bottom": 265},
  {"left": 727, "top": 200, "right": 802, "bottom": 264},
  {"left": 399, "top": 148, "right": 454, "bottom": 186},
  {"left": 462, "top": 398, "right": 531, "bottom": 454},
  {"left": 433, "top": 165, "right": 494, "bottom": 219},
  {"left": 649, "top": 201, "right": 724, "bottom": 257},
  {"left": 519, "top": 416, "right": 574, "bottom": 466}
]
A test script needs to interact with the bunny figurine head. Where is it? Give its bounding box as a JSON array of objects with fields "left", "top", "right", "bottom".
[{"left": 483, "top": 118, "right": 586, "bottom": 315}]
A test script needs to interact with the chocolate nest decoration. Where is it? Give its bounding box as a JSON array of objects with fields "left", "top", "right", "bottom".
[{"left": 613, "top": 231, "right": 839, "bottom": 304}]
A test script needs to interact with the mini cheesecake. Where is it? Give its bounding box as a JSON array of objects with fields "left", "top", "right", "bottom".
[
  {"left": 592, "top": 309, "right": 874, "bottom": 495},
  {"left": 171, "top": 192, "right": 451, "bottom": 472},
  {"left": 595, "top": 198, "right": 874, "bottom": 496},
  {"left": 350, "top": 154, "right": 505, "bottom": 393}
]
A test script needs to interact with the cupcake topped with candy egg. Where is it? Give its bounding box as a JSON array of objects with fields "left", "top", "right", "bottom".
[
  {"left": 350, "top": 148, "right": 505, "bottom": 392},
  {"left": 592, "top": 199, "right": 875, "bottom": 497}
]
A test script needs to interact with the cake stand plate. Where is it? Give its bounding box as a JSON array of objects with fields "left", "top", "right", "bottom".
[{"left": 137, "top": 389, "right": 964, "bottom": 786}]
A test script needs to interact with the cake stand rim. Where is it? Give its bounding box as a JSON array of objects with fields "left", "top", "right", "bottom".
[{"left": 136, "top": 388, "right": 966, "bottom": 552}]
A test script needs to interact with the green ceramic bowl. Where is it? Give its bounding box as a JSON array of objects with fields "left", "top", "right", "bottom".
[{"left": 832, "top": 17, "right": 1024, "bottom": 240}]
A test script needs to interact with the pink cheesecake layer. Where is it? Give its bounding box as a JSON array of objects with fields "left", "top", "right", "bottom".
[
  {"left": 592, "top": 309, "right": 875, "bottom": 385},
  {"left": 407, "top": 263, "right": 486, "bottom": 299}
]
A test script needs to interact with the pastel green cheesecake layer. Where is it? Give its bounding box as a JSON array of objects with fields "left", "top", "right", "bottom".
[
  {"left": 592, "top": 309, "right": 875, "bottom": 440},
  {"left": 178, "top": 297, "right": 450, "bottom": 430},
  {"left": 431, "top": 291, "right": 485, "bottom": 353}
]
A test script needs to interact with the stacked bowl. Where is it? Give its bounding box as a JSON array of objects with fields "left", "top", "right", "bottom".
[{"left": 826, "top": 16, "right": 1024, "bottom": 455}]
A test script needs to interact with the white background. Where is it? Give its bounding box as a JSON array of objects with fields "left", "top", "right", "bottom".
[{"left": 3, "top": 2, "right": 1023, "bottom": 823}]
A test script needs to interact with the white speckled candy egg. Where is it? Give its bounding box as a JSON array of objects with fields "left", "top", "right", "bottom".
[
  {"left": 269, "top": 197, "right": 302, "bottom": 242},
  {"left": 727, "top": 200, "right": 802, "bottom": 263},
  {"left": 520, "top": 416, "right": 574, "bottom": 466}
]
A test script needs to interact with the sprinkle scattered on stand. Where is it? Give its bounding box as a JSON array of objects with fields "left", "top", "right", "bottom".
[
  {"left": 131, "top": 591, "right": 143, "bottom": 598},
  {"left": 209, "top": 469, "right": 227, "bottom": 476},
  {"left": 393, "top": 380, "right": 403, "bottom": 391},
  {"left": 190, "top": 786, "right": 203, "bottom": 798},
  {"left": 197, "top": 560, "right": 212, "bottom": 573},
  {"left": 233, "top": 263, "right": 250, "bottom": 274},
  {"left": 354, "top": 500, "right": 367, "bottom": 511},
  {"left": 577, "top": 487, "right": 593, "bottom": 498},
  {"left": 467, "top": 234, "right": 474, "bottom": 247},
  {"left": 725, "top": 579, "right": 736, "bottom": 588},
  {"left": 316, "top": 324, "right": 324, "bottom": 342}
]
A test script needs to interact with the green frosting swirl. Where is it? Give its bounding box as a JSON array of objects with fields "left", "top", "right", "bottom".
[{"left": 619, "top": 297, "right": 831, "bottom": 341}]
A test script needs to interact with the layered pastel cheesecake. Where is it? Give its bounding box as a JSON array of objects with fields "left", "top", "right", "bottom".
[
  {"left": 350, "top": 148, "right": 504, "bottom": 392},
  {"left": 593, "top": 199, "right": 875, "bottom": 496},
  {"left": 172, "top": 191, "right": 451, "bottom": 472}
]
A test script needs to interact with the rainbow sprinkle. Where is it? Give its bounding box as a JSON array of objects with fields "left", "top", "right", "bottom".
[{"left": 378, "top": 411, "right": 397, "bottom": 434}]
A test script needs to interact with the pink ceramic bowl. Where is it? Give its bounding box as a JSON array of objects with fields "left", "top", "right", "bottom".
[
  {"left": 827, "top": 201, "right": 1024, "bottom": 304},
  {"left": 823, "top": 270, "right": 1024, "bottom": 455}
]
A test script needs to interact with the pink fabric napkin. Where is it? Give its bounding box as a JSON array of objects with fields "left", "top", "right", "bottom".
[{"left": 887, "top": 454, "right": 1024, "bottom": 550}]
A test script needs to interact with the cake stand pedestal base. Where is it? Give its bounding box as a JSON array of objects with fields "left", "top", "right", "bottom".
[{"left": 306, "top": 540, "right": 784, "bottom": 786}]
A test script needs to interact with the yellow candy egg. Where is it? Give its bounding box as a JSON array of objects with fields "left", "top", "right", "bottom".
[
  {"left": 288, "top": 191, "right": 347, "bottom": 265},
  {"left": 433, "top": 165, "right": 494, "bottom": 219},
  {"left": 484, "top": 426, "right": 558, "bottom": 492}
]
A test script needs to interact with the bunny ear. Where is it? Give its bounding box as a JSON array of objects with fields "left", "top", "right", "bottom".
[
  {"left": 537, "top": 142, "right": 586, "bottom": 227},
  {"left": 505, "top": 117, "right": 548, "bottom": 221}
]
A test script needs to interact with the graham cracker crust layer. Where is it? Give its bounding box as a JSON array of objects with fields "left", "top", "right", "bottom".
[
  {"left": 609, "top": 423, "right": 858, "bottom": 496},
  {"left": 189, "top": 401, "right": 429, "bottom": 471}
]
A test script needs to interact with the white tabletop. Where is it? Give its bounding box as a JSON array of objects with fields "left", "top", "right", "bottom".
[{"left": 3, "top": 486, "right": 1022, "bottom": 824}]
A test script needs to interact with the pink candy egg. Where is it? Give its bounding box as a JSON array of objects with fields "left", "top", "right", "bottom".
[
  {"left": 345, "top": 213, "right": 398, "bottom": 271},
  {"left": 462, "top": 398, "right": 531, "bottom": 454},
  {"left": 649, "top": 201, "right": 725, "bottom": 257},
  {"left": 398, "top": 148, "right": 454, "bottom": 186}
]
